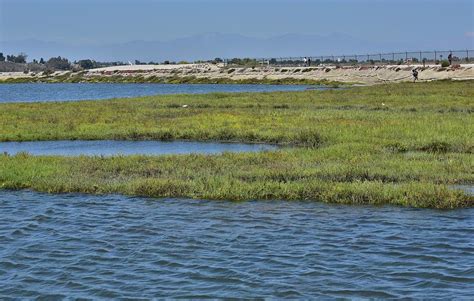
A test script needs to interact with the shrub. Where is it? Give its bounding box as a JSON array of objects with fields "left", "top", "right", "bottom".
[
  {"left": 296, "top": 130, "right": 325, "bottom": 147},
  {"left": 419, "top": 141, "right": 451, "bottom": 153},
  {"left": 42, "top": 69, "right": 54, "bottom": 76},
  {"left": 440, "top": 60, "right": 450, "bottom": 68}
]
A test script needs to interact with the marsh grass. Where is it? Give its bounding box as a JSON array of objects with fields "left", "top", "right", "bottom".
[
  {"left": 0, "top": 74, "right": 343, "bottom": 86},
  {"left": 0, "top": 80, "right": 473, "bottom": 208}
]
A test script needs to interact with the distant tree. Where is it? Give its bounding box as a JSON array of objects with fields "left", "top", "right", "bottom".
[
  {"left": 39, "top": 58, "right": 45, "bottom": 64},
  {"left": 213, "top": 57, "right": 223, "bottom": 63},
  {"left": 46, "top": 56, "right": 71, "bottom": 70},
  {"left": 228, "top": 57, "right": 258, "bottom": 66},
  {"left": 0, "top": 53, "right": 5, "bottom": 62},
  {"left": 16, "top": 53, "right": 27, "bottom": 63},
  {"left": 6, "top": 53, "right": 27, "bottom": 63},
  {"left": 77, "top": 59, "right": 95, "bottom": 69},
  {"left": 229, "top": 58, "right": 241, "bottom": 65},
  {"left": 32, "top": 59, "right": 38, "bottom": 64}
]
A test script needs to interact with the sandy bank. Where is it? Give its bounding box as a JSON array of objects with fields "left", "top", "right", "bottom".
[{"left": 1, "top": 63, "right": 473, "bottom": 84}]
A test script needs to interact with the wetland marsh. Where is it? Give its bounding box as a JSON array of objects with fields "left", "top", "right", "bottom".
[{"left": 0, "top": 80, "right": 472, "bottom": 208}]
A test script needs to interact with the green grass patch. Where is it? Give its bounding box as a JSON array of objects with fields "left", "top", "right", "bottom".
[{"left": 0, "top": 80, "right": 473, "bottom": 208}]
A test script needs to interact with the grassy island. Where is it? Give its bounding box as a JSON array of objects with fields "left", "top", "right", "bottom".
[{"left": 0, "top": 80, "right": 472, "bottom": 208}]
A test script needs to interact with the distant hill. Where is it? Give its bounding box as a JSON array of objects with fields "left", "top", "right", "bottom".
[{"left": 0, "top": 32, "right": 471, "bottom": 62}]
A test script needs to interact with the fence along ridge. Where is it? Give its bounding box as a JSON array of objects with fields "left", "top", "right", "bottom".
[{"left": 224, "top": 49, "right": 473, "bottom": 65}]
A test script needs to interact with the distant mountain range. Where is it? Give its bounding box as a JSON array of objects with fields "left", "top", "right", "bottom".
[{"left": 1, "top": 33, "right": 472, "bottom": 62}]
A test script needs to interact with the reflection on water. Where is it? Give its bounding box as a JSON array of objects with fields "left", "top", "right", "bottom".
[
  {"left": 0, "top": 140, "right": 278, "bottom": 156},
  {"left": 1, "top": 190, "right": 473, "bottom": 299}
]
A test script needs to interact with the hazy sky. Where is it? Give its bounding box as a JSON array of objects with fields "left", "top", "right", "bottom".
[{"left": 1, "top": 0, "right": 473, "bottom": 45}]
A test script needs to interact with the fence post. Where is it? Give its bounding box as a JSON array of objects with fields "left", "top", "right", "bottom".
[
  {"left": 419, "top": 51, "right": 422, "bottom": 63},
  {"left": 405, "top": 52, "right": 408, "bottom": 63},
  {"left": 467, "top": 50, "right": 470, "bottom": 62},
  {"left": 392, "top": 52, "right": 394, "bottom": 63},
  {"left": 434, "top": 51, "right": 437, "bottom": 64},
  {"left": 379, "top": 53, "right": 382, "bottom": 63}
]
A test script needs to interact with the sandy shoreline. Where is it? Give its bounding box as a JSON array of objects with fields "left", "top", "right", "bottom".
[{"left": 1, "top": 63, "right": 473, "bottom": 84}]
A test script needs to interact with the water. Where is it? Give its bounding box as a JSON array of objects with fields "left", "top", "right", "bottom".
[
  {"left": 0, "top": 140, "right": 278, "bottom": 156},
  {"left": 0, "top": 83, "right": 320, "bottom": 102},
  {"left": 451, "top": 185, "right": 474, "bottom": 196},
  {"left": 1, "top": 190, "right": 473, "bottom": 299}
]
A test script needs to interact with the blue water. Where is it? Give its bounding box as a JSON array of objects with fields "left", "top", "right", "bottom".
[
  {"left": 0, "top": 140, "right": 278, "bottom": 156},
  {"left": 0, "top": 83, "right": 319, "bottom": 102},
  {"left": 1, "top": 190, "right": 473, "bottom": 299},
  {"left": 451, "top": 185, "right": 474, "bottom": 196}
]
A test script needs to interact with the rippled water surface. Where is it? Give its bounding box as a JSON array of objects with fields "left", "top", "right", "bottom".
[
  {"left": 0, "top": 83, "right": 320, "bottom": 102},
  {"left": 1, "top": 191, "right": 473, "bottom": 299},
  {"left": 0, "top": 140, "right": 278, "bottom": 156}
]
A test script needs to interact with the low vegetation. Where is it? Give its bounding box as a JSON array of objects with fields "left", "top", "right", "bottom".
[
  {"left": 0, "top": 80, "right": 473, "bottom": 208},
  {"left": 0, "top": 73, "right": 344, "bottom": 86}
]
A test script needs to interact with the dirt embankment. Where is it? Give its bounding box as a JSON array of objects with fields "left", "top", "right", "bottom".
[{"left": 1, "top": 63, "right": 473, "bottom": 84}]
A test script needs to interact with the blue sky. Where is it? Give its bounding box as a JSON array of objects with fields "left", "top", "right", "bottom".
[
  {"left": 0, "top": 0, "right": 473, "bottom": 60},
  {"left": 1, "top": 0, "right": 473, "bottom": 43}
]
